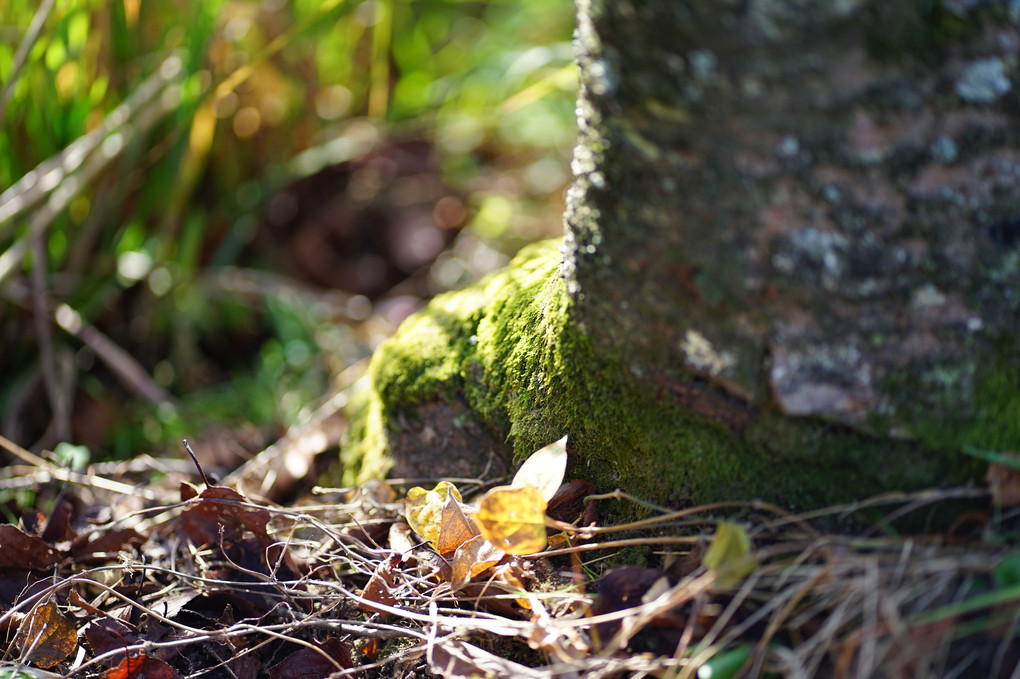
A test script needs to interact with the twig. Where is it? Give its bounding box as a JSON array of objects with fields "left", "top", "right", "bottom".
[
  {"left": 30, "top": 217, "right": 70, "bottom": 441},
  {"left": 0, "top": 434, "right": 159, "bottom": 499},
  {"left": 54, "top": 303, "right": 175, "bottom": 405}
]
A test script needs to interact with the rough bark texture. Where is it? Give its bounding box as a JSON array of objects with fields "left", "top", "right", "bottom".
[{"left": 342, "top": 1, "right": 1020, "bottom": 509}]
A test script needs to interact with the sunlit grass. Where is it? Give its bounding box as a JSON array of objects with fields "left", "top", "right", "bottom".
[{"left": 0, "top": 0, "right": 576, "bottom": 457}]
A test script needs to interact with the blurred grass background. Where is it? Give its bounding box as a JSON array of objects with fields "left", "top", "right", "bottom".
[{"left": 0, "top": 0, "right": 576, "bottom": 471}]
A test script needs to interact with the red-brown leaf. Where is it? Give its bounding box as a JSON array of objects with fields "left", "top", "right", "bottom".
[
  {"left": 359, "top": 556, "right": 399, "bottom": 616},
  {"left": 268, "top": 638, "right": 353, "bottom": 679},
  {"left": 0, "top": 525, "right": 62, "bottom": 570},
  {"left": 106, "top": 654, "right": 181, "bottom": 679},
  {"left": 71, "top": 528, "right": 146, "bottom": 560},
  {"left": 84, "top": 618, "right": 140, "bottom": 660},
  {"left": 175, "top": 486, "right": 270, "bottom": 549}
]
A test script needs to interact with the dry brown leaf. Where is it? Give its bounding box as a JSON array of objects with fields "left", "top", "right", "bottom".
[
  {"left": 15, "top": 600, "right": 77, "bottom": 668},
  {"left": 0, "top": 525, "right": 62, "bottom": 570},
  {"left": 475, "top": 486, "right": 547, "bottom": 555},
  {"left": 450, "top": 535, "right": 505, "bottom": 589},
  {"left": 176, "top": 485, "right": 270, "bottom": 549},
  {"left": 267, "top": 638, "right": 353, "bottom": 679},
  {"left": 436, "top": 492, "right": 480, "bottom": 555},
  {"left": 359, "top": 555, "right": 399, "bottom": 615}
]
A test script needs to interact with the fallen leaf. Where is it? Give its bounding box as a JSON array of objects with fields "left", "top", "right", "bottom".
[
  {"left": 450, "top": 535, "right": 505, "bottom": 589},
  {"left": 475, "top": 486, "right": 547, "bottom": 555},
  {"left": 0, "top": 526, "right": 62, "bottom": 570},
  {"left": 176, "top": 486, "right": 271, "bottom": 549},
  {"left": 359, "top": 555, "right": 399, "bottom": 615},
  {"left": 70, "top": 529, "right": 145, "bottom": 561},
  {"left": 388, "top": 521, "right": 416, "bottom": 553},
  {"left": 105, "top": 654, "right": 180, "bottom": 679},
  {"left": 511, "top": 436, "right": 568, "bottom": 502},
  {"left": 82, "top": 618, "right": 140, "bottom": 662},
  {"left": 41, "top": 498, "right": 75, "bottom": 543},
  {"left": 592, "top": 567, "right": 685, "bottom": 654},
  {"left": 428, "top": 638, "right": 546, "bottom": 679},
  {"left": 703, "top": 520, "right": 757, "bottom": 589},
  {"left": 436, "top": 493, "right": 480, "bottom": 555},
  {"left": 405, "top": 482, "right": 462, "bottom": 550},
  {"left": 546, "top": 479, "right": 595, "bottom": 524},
  {"left": 267, "top": 638, "right": 353, "bottom": 679},
  {"left": 15, "top": 601, "right": 77, "bottom": 668}
]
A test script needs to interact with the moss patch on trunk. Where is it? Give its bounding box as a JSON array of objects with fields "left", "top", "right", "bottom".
[{"left": 342, "top": 239, "right": 978, "bottom": 510}]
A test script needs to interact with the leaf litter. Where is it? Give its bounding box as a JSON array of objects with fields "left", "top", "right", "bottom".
[{"left": 0, "top": 436, "right": 1017, "bottom": 678}]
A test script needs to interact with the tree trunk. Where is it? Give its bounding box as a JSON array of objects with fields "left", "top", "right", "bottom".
[{"left": 343, "top": 1, "right": 1020, "bottom": 508}]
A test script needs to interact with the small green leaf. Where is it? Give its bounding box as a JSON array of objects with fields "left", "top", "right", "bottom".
[
  {"left": 702, "top": 520, "right": 757, "bottom": 588},
  {"left": 697, "top": 645, "right": 750, "bottom": 679},
  {"left": 995, "top": 554, "right": 1020, "bottom": 589}
]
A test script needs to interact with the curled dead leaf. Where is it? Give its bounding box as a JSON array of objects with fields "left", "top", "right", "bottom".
[{"left": 450, "top": 535, "right": 505, "bottom": 589}]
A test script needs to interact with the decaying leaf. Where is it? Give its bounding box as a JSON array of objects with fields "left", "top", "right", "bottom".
[
  {"left": 105, "top": 654, "right": 180, "bottom": 679},
  {"left": 0, "top": 526, "right": 61, "bottom": 570},
  {"left": 703, "top": 520, "right": 757, "bottom": 588},
  {"left": 15, "top": 601, "right": 77, "bottom": 669},
  {"left": 436, "top": 492, "right": 480, "bottom": 555},
  {"left": 359, "top": 554, "right": 399, "bottom": 615},
  {"left": 511, "top": 435, "right": 568, "bottom": 502},
  {"left": 427, "top": 638, "right": 546, "bottom": 679},
  {"left": 451, "top": 535, "right": 505, "bottom": 589},
  {"left": 267, "top": 638, "right": 353, "bottom": 679},
  {"left": 475, "top": 486, "right": 548, "bottom": 555},
  {"left": 405, "top": 481, "right": 462, "bottom": 550},
  {"left": 175, "top": 485, "right": 271, "bottom": 549},
  {"left": 83, "top": 618, "right": 140, "bottom": 662}
]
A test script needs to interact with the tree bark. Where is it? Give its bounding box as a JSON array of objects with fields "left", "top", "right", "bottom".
[{"left": 343, "top": 1, "right": 1020, "bottom": 508}]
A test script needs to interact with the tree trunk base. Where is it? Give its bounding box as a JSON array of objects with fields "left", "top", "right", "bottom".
[{"left": 341, "top": 240, "right": 977, "bottom": 510}]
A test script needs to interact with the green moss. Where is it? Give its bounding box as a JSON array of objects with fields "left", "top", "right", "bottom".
[
  {"left": 344, "top": 239, "right": 741, "bottom": 502},
  {"left": 907, "top": 339, "right": 1020, "bottom": 456},
  {"left": 864, "top": 2, "right": 979, "bottom": 62},
  {"left": 343, "top": 239, "right": 975, "bottom": 511}
]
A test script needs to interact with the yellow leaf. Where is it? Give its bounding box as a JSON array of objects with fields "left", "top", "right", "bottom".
[
  {"left": 511, "top": 435, "right": 568, "bottom": 502},
  {"left": 475, "top": 486, "right": 547, "bottom": 555},
  {"left": 405, "top": 481, "right": 462, "bottom": 550},
  {"left": 702, "top": 520, "right": 757, "bottom": 588}
]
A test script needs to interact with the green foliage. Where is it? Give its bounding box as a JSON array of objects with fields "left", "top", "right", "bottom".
[{"left": 0, "top": 0, "right": 575, "bottom": 456}]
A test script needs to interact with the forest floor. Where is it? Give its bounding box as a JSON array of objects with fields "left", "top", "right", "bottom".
[{"left": 1, "top": 426, "right": 1019, "bottom": 679}]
